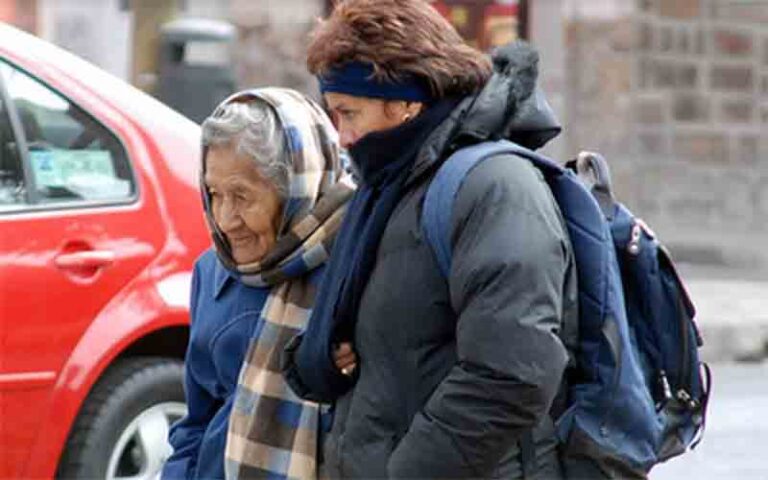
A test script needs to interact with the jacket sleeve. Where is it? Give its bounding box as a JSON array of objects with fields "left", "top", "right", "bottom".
[
  {"left": 162, "top": 264, "right": 220, "bottom": 480},
  {"left": 388, "top": 154, "right": 571, "bottom": 478}
]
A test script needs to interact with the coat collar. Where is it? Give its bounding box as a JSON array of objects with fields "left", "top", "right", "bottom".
[{"left": 214, "top": 256, "right": 236, "bottom": 299}]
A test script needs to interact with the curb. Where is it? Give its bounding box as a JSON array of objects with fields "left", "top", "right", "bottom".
[{"left": 685, "top": 278, "right": 768, "bottom": 363}]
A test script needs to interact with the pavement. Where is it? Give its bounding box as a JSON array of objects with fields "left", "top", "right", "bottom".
[{"left": 677, "top": 263, "right": 768, "bottom": 363}]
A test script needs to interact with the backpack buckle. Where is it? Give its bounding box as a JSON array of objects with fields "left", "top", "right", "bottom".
[
  {"left": 627, "top": 219, "right": 656, "bottom": 256},
  {"left": 676, "top": 389, "right": 700, "bottom": 411},
  {"left": 628, "top": 223, "right": 642, "bottom": 255},
  {"left": 655, "top": 370, "right": 673, "bottom": 411}
]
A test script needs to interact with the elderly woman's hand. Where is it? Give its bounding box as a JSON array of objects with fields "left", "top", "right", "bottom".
[{"left": 333, "top": 342, "right": 357, "bottom": 376}]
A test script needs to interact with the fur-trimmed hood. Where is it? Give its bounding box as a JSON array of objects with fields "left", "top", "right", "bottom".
[
  {"left": 408, "top": 41, "right": 561, "bottom": 183},
  {"left": 457, "top": 41, "right": 561, "bottom": 149}
]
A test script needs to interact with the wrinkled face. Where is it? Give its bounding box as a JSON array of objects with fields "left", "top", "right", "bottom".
[
  {"left": 204, "top": 145, "right": 283, "bottom": 265},
  {"left": 324, "top": 92, "right": 421, "bottom": 149}
]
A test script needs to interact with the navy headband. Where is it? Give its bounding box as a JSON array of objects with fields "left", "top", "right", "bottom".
[{"left": 318, "top": 62, "right": 432, "bottom": 103}]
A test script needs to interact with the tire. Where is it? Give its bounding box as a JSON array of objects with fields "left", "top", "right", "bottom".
[{"left": 57, "top": 357, "right": 187, "bottom": 480}]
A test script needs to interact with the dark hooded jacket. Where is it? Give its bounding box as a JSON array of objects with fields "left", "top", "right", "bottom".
[{"left": 287, "top": 42, "right": 579, "bottom": 479}]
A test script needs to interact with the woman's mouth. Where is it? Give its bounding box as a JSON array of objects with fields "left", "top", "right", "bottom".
[{"left": 228, "top": 236, "right": 254, "bottom": 246}]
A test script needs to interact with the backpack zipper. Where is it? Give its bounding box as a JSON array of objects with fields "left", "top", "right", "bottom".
[
  {"left": 655, "top": 369, "right": 673, "bottom": 412},
  {"left": 675, "top": 294, "right": 699, "bottom": 410},
  {"left": 627, "top": 223, "right": 642, "bottom": 256},
  {"left": 628, "top": 219, "right": 697, "bottom": 411},
  {"left": 659, "top": 243, "right": 698, "bottom": 411}
]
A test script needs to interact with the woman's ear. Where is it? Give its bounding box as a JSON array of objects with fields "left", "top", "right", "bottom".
[
  {"left": 383, "top": 100, "right": 407, "bottom": 121},
  {"left": 383, "top": 100, "right": 423, "bottom": 123},
  {"left": 405, "top": 102, "right": 423, "bottom": 119}
]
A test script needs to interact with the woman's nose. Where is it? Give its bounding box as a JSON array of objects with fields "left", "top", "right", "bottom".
[
  {"left": 216, "top": 197, "right": 242, "bottom": 232},
  {"left": 338, "top": 126, "right": 357, "bottom": 149}
]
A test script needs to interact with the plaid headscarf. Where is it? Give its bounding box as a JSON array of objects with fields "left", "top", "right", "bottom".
[{"left": 200, "top": 88, "right": 353, "bottom": 479}]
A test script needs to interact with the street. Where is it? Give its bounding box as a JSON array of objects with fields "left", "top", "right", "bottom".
[{"left": 651, "top": 362, "right": 768, "bottom": 479}]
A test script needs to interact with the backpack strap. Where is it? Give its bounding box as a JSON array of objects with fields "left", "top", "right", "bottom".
[
  {"left": 422, "top": 139, "right": 560, "bottom": 478},
  {"left": 422, "top": 140, "right": 577, "bottom": 478},
  {"left": 422, "top": 140, "right": 565, "bottom": 278}
]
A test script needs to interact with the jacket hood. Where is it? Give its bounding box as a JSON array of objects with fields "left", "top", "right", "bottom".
[
  {"left": 409, "top": 42, "right": 561, "bottom": 183},
  {"left": 456, "top": 41, "right": 562, "bottom": 149}
]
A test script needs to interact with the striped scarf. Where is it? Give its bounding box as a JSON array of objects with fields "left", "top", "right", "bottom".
[{"left": 201, "top": 88, "right": 353, "bottom": 479}]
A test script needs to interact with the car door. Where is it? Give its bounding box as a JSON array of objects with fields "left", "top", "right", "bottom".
[{"left": 0, "top": 59, "right": 166, "bottom": 475}]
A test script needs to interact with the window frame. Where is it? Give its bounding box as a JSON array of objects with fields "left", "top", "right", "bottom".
[
  {"left": 0, "top": 58, "right": 140, "bottom": 215},
  {"left": 0, "top": 64, "right": 37, "bottom": 205}
]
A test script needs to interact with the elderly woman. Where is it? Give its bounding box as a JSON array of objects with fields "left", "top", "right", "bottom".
[
  {"left": 283, "top": 1, "right": 579, "bottom": 479},
  {"left": 161, "top": 88, "right": 352, "bottom": 480}
]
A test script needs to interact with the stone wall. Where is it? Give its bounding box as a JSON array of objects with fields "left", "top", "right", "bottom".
[
  {"left": 221, "top": 0, "right": 768, "bottom": 269},
  {"left": 562, "top": 0, "right": 768, "bottom": 270},
  {"left": 229, "top": 0, "right": 323, "bottom": 96}
]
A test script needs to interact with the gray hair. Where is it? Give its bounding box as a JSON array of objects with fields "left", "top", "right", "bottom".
[{"left": 201, "top": 99, "right": 290, "bottom": 198}]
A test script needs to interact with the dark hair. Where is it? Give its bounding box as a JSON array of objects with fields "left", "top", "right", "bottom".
[{"left": 307, "top": 0, "right": 492, "bottom": 99}]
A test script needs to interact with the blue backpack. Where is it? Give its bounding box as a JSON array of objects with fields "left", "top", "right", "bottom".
[{"left": 421, "top": 140, "right": 711, "bottom": 475}]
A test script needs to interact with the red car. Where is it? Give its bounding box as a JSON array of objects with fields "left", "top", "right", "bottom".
[{"left": 0, "top": 24, "right": 209, "bottom": 479}]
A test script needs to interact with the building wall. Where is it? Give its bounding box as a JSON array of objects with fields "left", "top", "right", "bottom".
[
  {"left": 185, "top": 0, "right": 230, "bottom": 19},
  {"left": 560, "top": 0, "right": 768, "bottom": 269},
  {"left": 530, "top": 0, "right": 567, "bottom": 161},
  {"left": 222, "top": 0, "right": 768, "bottom": 269},
  {"left": 37, "top": 0, "right": 132, "bottom": 81},
  {"left": 34, "top": 0, "right": 228, "bottom": 85},
  {"left": 229, "top": 0, "right": 323, "bottom": 95},
  {"left": 20, "top": 0, "right": 765, "bottom": 268},
  {"left": 0, "top": 0, "right": 38, "bottom": 34}
]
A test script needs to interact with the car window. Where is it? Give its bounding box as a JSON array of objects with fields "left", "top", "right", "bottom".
[
  {"left": 0, "top": 61, "right": 135, "bottom": 209},
  {"left": 0, "top": 82, "right": 25, "bottom": 207}
]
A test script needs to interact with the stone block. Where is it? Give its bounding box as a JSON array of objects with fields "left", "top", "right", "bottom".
[
  {"left": 676, "top": 28, "right": 692, "bottom": 54},
  {"left": 737, "top": 135, "right": 759, "bottom": 164},
  {"left": 636, "top": 131, "right": 667, "bottom": 156},
  {"left": 637, "top": 57, "right": 653, "bottom": 89},
  {"left": 710, "top": 65, "right": 754, "bottom": 91},
  {"left": 602, "top": 57, "right": 632, "bottom": 93},
  {"left": 721, "top": 172, "right": 757, "bottom": 222},
  {"left": 720, "top": 100, "right": 754, "bottom": 123},
  {"left": 650, "top": 60, "right": 676, "bottom": 88},
  {"left": 765, "top": 38, "right": 768, "bottom": 65},
  {"left": 650, "top": 60, "right": 698, "bottom": 89},
  {"left": 757, "top": 178, "right": 768, "bottom": 217},
  {"left": 638, "top": 22, "right": 653, "bottom": 51},
  {"left": 610, "top": 19, "right": 635, "bottom": 52},
  {"left": 712, "top": 3, "right": 768, "bottom": 25},
  {"left": 659, "top": 25, "right": 674, "bottom": 52},
  {"left": 679, "top": 65, "right": 698, "bottom": 88},
  {"left": 634, "top": 195, "right": 662, "bottom": 220},
  {"left": 694, "top": 27, "right": 706, "bottom": 55},
  {"left": 659, "top": 0, "right": 701, "bottom": 19},
  {"left": 674, "top": 132, "right": 728, "bottom": 163},
  {"left": 713, "top": 29, "right": 753, "bottom": 57},
  {"left": 673, "top": 94, "right": 709, "bottom": 122},
  {"left": 654, "top": 166, "right": 723, "bottom": 226},
  {"left": 635, "top": 99, "right": 665, "bottom": 124}
]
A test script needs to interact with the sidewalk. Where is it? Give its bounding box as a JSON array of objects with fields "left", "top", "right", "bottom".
[{"left": 680, "top": 264, "right": 768, "bottom": 363}]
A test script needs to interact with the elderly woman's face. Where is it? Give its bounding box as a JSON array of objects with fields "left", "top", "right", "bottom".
[
  {"left": 204, "top": 145, "right": 283, "bottom": 265},
  {"left": 325, "top": 92, "right": 422, "bottom": 149}
]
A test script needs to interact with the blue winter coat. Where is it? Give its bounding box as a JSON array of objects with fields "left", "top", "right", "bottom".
[{"left": 161, "top": 250, "right": 271, "bottom": 479}]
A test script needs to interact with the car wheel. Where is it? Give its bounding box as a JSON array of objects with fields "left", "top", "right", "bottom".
[{"left": 57, "top": 357, "right": 187, "bottom": 480}]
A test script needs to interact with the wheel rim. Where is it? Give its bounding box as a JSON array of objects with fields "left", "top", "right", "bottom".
[{"left": 106, "top": 402, "right": 187, "bottom": 480}]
